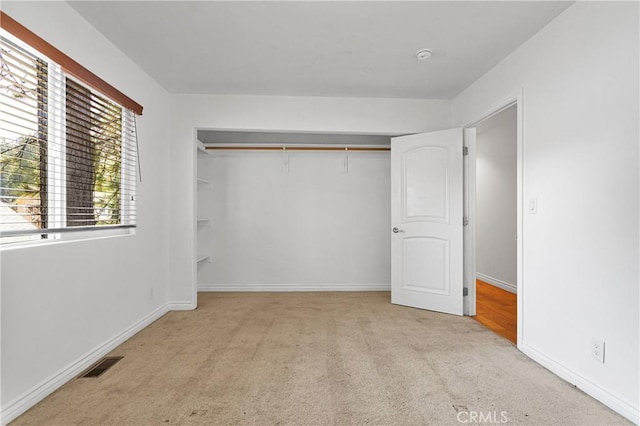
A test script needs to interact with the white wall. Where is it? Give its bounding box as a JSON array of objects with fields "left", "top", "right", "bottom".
[
  {"left": 475, "top": 105, "right": 517, "bottom": 291},
  {"left": 453, "top": 2, "right": 639, "bottom": 422},
  {"left": 169, "top": 95, "right": 452, "bottom": 304},
  {"left": 197, "top": 149, "right": 390, "bottom": 291},
  {"left": 0, "top": 2, "right": 171, "bottom": 423}
]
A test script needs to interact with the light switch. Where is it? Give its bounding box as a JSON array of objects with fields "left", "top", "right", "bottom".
[{"left": 528, "top": 198, "right": 537, "bottom": 214}]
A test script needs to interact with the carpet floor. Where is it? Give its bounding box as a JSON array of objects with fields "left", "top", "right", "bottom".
[{"left": 12, "top": 292, "right": 629, "bottom": 425}]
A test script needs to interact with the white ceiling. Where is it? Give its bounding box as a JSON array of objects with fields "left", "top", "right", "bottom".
[{"left": 69, "top": 1, "right": 572, "bottom": 99}]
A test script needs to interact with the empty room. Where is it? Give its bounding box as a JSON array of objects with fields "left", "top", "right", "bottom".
[{"left": 0, "top": 1, "right": 638, "bottom": 425}]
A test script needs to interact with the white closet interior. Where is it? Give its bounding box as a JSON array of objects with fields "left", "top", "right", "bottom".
[{"left": 195, "top": 130, "right": 394, "bottom": 292}]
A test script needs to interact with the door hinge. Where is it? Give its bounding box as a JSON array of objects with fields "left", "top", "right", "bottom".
[
  {"left": 463, "top": 146, "right": 469, "bottom": 155},
  {"left": 463, "top": 287, "right": 469, "bottom": 296},
  {"left": 463, "top": 216, "right": 469, "bottom": 226}
]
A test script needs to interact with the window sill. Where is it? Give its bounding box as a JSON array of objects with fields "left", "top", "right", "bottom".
[{"left": 0, "top": 227, "right": 136, "bottom": 251}]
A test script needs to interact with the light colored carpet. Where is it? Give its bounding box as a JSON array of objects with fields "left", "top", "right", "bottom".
[{"left": 12, "top": 292, "right": 629, "bottom": 425}]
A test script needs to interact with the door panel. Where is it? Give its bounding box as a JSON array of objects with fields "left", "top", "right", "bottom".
[
  {"left": 404, "top": 237, "right": 449, "bottom": 294},
  {"left": 391, "top": 128, "right": 464, "bottom": 315},
  {"left": 404, "top": 147, "right": 448, "bottom": 221}
]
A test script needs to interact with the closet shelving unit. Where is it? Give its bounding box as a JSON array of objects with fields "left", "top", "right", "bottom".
[{"left": 196, "top": 140, "right": 212, "bottom": 266}]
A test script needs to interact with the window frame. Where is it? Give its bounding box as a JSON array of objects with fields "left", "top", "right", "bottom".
[{"left": 0, "top": 18, "right": 141, "bottom": 249}]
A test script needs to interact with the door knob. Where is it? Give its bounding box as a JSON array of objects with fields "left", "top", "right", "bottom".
[{"left": 392, "top": 227, "right": 404, "bottom": 233}]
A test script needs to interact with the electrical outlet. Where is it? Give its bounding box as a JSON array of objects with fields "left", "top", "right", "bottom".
[
  {"left": 149, "top": 287, "right": 154, "bottom": 300},
  {"left": 591, "top": 338, "right": 605, "bottom": 363}
]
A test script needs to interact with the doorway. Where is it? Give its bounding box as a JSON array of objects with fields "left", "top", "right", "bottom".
[
  {"left": 463, "top": 90, "right": 525, "bottom": 347},
  {"left": 472, "top": 105, "right": 517, "bottom": 343}
]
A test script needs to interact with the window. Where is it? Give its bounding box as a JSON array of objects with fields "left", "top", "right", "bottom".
[
  {"left": 65, "top": 78, "right": 136, "bottom": 229},
  {"left": 0, "top": 27, "right": 139, "bottom": 246}
]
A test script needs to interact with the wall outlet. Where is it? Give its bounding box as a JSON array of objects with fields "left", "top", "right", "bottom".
[
  {"left": 149, "top": 287, "right": 154, "bottom": 300},
  {"left": 591, "top": 338, "right": 605, "bottom": 363}
]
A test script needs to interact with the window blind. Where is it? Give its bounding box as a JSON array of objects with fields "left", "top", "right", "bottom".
[
  {"left": 64, "top": 77, "right": 136, "bottom": 228},
  {"left": 0, "top": 34, "right": 137, "bottom": 245}
]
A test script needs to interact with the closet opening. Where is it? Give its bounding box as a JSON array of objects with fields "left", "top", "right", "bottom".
[{"left": 194, "top": 129, "right": 397, "bottom": 296}]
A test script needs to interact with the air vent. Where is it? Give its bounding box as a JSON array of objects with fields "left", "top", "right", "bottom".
[{"left": 79, "top": 356, "right": 123, "bottom": 378}]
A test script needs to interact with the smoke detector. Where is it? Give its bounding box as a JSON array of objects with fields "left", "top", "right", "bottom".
[{"left": 416, "top": 49, "right": 432, "bottom": 60}]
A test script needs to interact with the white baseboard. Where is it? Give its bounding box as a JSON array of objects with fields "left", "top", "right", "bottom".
[
  {"left": 520, "top": 343, "right": 639, "bottom": 424},
  {"left": 167, "top": 301, "right": 196, "bottom": 310},
  {"left": 0, "top": 303, "right": 170, "bottom": 426},
  {"left": 197, "top": 283, "right": 391, "bottom": 292},
  {"left": 476, "top": 272, "right": 516, "bottom": 294}
]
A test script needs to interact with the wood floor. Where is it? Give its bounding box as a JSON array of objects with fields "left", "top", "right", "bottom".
[{"left": 474, "top": 279, "right": 517, "bottom": 344}]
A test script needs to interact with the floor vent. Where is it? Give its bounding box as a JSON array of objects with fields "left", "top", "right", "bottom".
[{"left": 79, "top": 356, "right": 123, "bottom": 378}]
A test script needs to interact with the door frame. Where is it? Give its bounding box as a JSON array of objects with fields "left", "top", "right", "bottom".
[{"left": 462, "top": 89, "right": 524, "bottom": 348}]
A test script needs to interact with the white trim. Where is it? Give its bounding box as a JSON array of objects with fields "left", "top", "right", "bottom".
[
  {"left": 192, "top": 129, "right": 199, "bottom": 310},
  {"left": 167, "top": 301, "right": 197, "bottom": 310},
  {"left": 463, "top": 128, "right": 477, "bottom": 316},
  {"left": 197, "top": 283, "right": 391, "bottom": 292},
  {"left": 0, "top": 303, "right": 169, "bottom": 426},
  {"left": 476, "top": 272, "right": 517, "bottom": 294},
  {"left": 520, "top": 343, "right": 639, "bottom": 425},
  {"left": 194, "top": 126, "right": 401, "bottom": 138}
]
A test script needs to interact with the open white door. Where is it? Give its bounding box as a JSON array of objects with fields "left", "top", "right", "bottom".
[{"left": 391, "top": 128, "right": 464, "bottom": 316}]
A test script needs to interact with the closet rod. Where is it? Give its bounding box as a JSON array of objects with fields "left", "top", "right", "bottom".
[{"left": 204, "top": 146, "right": 390, "bottom": 151}]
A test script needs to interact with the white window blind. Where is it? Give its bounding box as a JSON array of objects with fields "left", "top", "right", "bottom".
[{"left": 0, "top": 34, "right": 137, "bottom": 245}]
